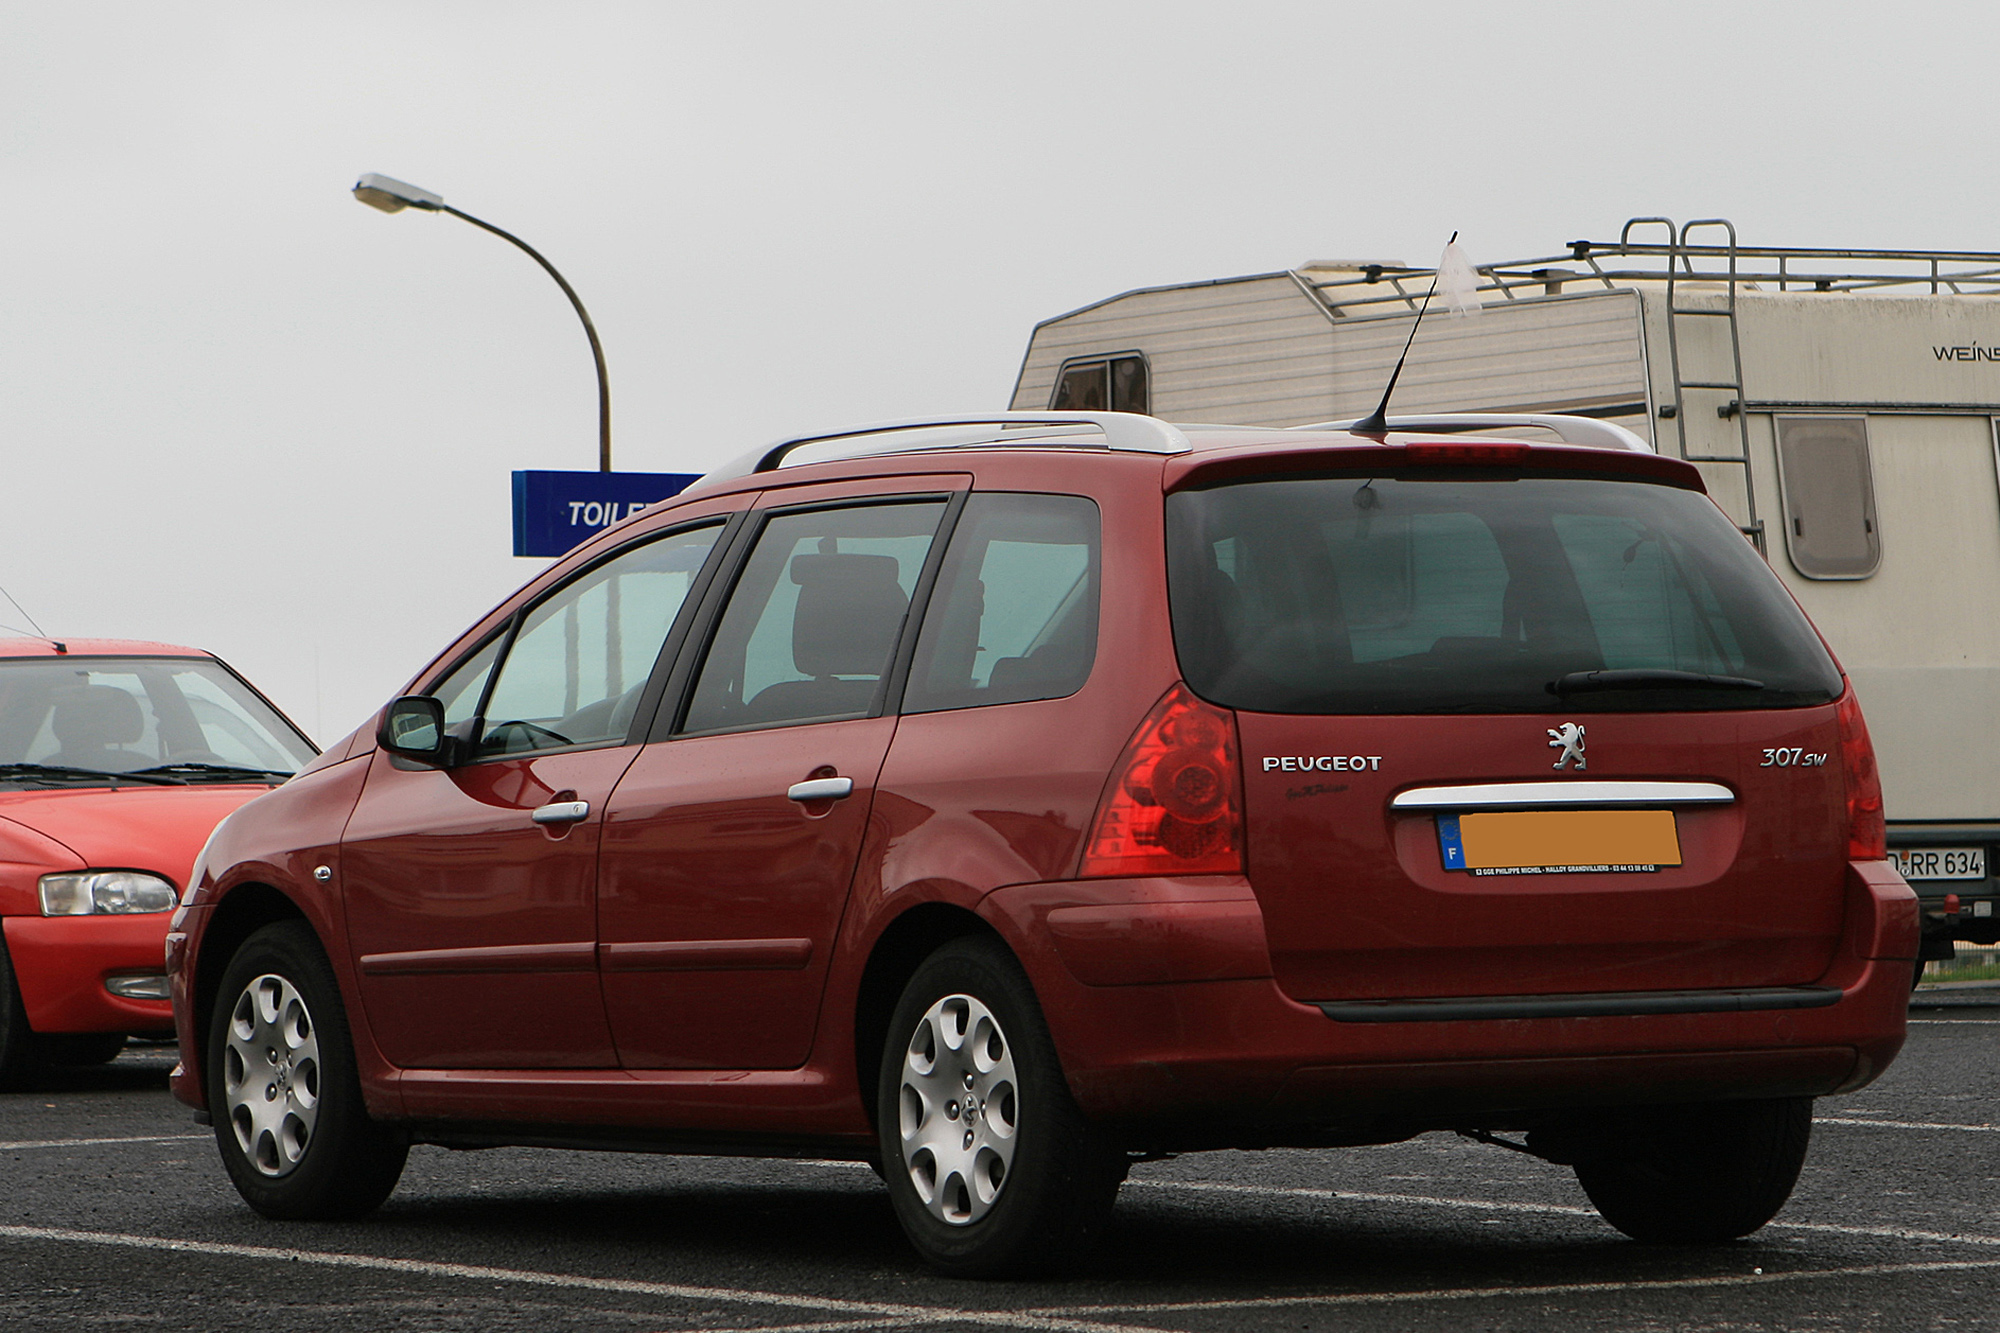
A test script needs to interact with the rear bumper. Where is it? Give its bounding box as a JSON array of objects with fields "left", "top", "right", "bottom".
[
  {"left": 2, "top": 914, "right": 175, "bottom": 1036},
  {"left": 986, "top": 861, "right": 1917, "bottom": 1136}
]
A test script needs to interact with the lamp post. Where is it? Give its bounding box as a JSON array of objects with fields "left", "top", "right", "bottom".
[{"left": 353, "top": 173, "right": 612, "bottom": 473}]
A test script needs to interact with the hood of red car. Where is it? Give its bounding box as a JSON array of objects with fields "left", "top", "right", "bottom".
[{"left": 0, "top": 785, "right": 270, "bottom": 885}]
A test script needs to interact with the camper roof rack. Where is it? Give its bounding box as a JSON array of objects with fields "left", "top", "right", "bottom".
[
  {"left": 1299, "top": 220, "right": 2000, "bottom": 320},
  {"left": 686, "top": 411, "right": 1192, "bottom": 491},
  {"left": 1293, "top": 413, "right": 1655, "bottom": 454}
]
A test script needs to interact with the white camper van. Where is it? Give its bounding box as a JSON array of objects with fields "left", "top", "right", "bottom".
[{"left": 1011, "top": 219, "right": 1999, "bottom": 961}]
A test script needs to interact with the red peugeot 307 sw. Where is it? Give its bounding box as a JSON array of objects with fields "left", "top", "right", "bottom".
[{"left": 166, "top": 412, "right": 1915, "bottom": 1275}]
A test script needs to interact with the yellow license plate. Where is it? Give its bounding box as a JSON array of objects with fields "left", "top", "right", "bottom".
[{"left": 1436, "top": 809, "right": 1681, "bottom": 875}]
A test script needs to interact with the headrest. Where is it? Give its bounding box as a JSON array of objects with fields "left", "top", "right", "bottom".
[
  {"left": 52, "top": 685, "right": 146, "bottom": 747},
  {"left": 790, "top": 553, "right": 908, "bottom": 677}
]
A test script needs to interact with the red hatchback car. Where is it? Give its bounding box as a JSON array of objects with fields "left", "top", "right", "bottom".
[
  {"left": 0, "top": 639, "right": 316, "bottom": 1086},
  {"left": 167, "top": 413, "right": 1915, "bottom": 1275}
]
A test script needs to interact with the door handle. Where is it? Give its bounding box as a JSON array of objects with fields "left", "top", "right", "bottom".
[
  {"left": 530, "top": 800, "right": 591, "bottom": 825},
  {"left": 786, "top": 777, "right": 854, "bottom": 802}
]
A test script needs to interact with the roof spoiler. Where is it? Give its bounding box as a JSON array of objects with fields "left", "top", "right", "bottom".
[{"left": 1293, "top": 413, "right": 1654, "bottom": 454}]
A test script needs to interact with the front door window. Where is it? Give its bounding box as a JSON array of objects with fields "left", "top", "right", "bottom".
[{"left": 480, "top": 527, "right": 723, "bottom": 755}]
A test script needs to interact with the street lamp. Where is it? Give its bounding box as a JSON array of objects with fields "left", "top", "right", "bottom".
[{"left": 353, "top": 173, "right": 613, "bottom": 473}]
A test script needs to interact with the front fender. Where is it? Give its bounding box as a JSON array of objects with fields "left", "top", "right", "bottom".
[{"left": 171, "top": 754, "right": 386, "bottom": 1116}]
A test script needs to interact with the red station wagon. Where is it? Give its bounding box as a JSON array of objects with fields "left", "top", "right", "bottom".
[
  {"left": 0, "top": 639, "right": 316, "bottom": 1086},
  {"left": 166, "top": 413, "right": 1917, "bottom": 1275}
]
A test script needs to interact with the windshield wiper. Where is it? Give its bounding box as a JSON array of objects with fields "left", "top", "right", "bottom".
[
  {"left": 128, "top": 762, "right": 290, "bottom": 784},
  {"left": 1549, "top": 669, "right": 1766, "bottom": 695},
  {"left": 0, "top": 762, "right": 184, "bottom": 786}
]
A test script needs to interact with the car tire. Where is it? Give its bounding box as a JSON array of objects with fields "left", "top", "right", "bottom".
[
  {"left": 0, "top": 935, "right": 45, "bottom": 1091},
  {"left": 206, "top": 921, "right": 407, "bottom": 1219},
  {"left": 875, "top": 936, "right": 1126, "bottom": 1277},
  {"left": 1574, "top": 1097, "right": 1812, "bottom": 1243}
]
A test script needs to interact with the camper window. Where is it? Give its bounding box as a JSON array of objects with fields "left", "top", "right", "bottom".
[
  {"left": 1775, "top": 416, "right": 1881, "bottom": 580},
  {"left": 1050, "top": 354, "right": 1150, "bottom": 415}
]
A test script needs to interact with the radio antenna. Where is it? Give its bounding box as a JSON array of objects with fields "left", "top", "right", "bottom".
[
  {"left": 1352, "top": 230, "right": 1456, "bottom": 435},
  {"left": 0, "top": 583, "right": 60, "bottom": 651}
]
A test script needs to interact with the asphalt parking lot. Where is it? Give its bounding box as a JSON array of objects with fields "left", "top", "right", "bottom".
[{"left": 2, "top": 993, "right": 1996, "bottom": 1333}]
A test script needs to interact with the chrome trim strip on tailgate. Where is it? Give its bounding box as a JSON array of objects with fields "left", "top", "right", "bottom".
[
  {"left": 1317, "top": 985, "right": 1841, "bottom": 1023},
  {"left": 1389, "top": 781, "right": 1735, "bottom": 810}
]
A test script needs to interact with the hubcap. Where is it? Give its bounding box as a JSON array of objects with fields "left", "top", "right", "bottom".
[
  {"left": 222, "top": 973, "right": 321, "bottom": 1178},
  {"left": 898, "top": 993, "right": 1018, "bottom": 1226}
]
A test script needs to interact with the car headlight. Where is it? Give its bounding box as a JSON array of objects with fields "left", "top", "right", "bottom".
[{"left": 39, "top": 871, "right": 180, "bottom": 916}]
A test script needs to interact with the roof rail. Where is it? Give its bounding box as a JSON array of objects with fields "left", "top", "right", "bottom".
[
  {"left": 1292, "top": 413, "right": 1654, "bottom": 454},
  {"left": 686, "top": 411, "right": 1192, "bottom": 492}
]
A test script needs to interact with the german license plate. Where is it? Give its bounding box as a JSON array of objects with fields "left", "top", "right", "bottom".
[
  {"left": 1437, "top": 809, "right": 1682, "bottom": 876},
  {"left": 1891, "top": 847, "right": 1987, "bottom": 880}
]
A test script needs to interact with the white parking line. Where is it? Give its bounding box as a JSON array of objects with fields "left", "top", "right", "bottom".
[
  {"left": 688, "top": 1323, "right": 923, "bottom": 1333},
  {"left": 0, "top": 1134, "right": 208, "bottom": 1151},
  {"left": 0, "top": 1224, "right": 1168, "bottom": 1333},
  {"left": 1036, "top": 1258, "right": 2000, "bottom": 1316},
  {"left": 1818, "top": 1117, "right": 1999, "bottom": 1132},
  {"left": 1908, "top": 1018, "right": 1999, "bottom": 1024}
]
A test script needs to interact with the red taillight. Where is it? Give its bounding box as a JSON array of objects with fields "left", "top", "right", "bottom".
[
  {"left": 1404, "top": 441, "right": 1532, "bottom": 465},
  {"left": 1836, "top": 682, "right": 1886, "bottom": 860},
  {"left": 1082, "top": 683, "right": 1244, "bottom": 877}
]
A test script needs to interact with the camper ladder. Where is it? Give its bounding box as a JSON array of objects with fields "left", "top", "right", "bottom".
[{"left": 1630, "top": 217, "right": 1765, "bottom": 547}]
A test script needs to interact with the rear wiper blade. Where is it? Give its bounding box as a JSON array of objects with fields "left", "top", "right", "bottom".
[
  {"left": 129, "top": 762, "right": 290, "bottom": 783},
  {"left": 0, "top": 762, "right": 184, "bottom": 786},
  {"left": 1549, "top": 669, "right": 1765, "bottom": 695}
]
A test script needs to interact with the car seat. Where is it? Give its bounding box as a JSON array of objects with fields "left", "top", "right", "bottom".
[
  {"left": 741, "top": 553, "right": 908, "bottom": 725},
  {"left": 46, "top": 685, "right": 152, "bottom": 771}
]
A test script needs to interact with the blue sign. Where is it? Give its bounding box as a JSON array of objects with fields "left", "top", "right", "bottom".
[{"left": 511, "top": 470, "right": 701, "bottom": 557}]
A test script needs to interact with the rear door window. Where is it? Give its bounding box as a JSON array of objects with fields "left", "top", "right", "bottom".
[
  {"left": 1168, "top": 474, "right": 1843, "bottom": 714},
  {"left": 681, "top": 501, "right": 948, "bottom": 733}
]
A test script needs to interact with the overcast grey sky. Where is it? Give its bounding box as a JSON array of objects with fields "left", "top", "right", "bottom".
[{"left": 4, "top": 1, "right": 1992, "bottom": 743}]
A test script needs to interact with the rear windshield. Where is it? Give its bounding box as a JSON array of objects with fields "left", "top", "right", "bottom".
[{"left": 1167, "top": 474, "right": 1843, "bottom": 714}]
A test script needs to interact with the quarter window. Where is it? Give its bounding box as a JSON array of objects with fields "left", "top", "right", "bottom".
[
  {"left": 1775, "top": 416, "right": 1881, "bottom": 579},
  {"left": 904, "top": 494, "right": 1100, "bottom": 713},
  {"left": 475, "top": 524, "right": 723, "bottom": 757},
  {"left": 682, "top": 502, "right": 948, "bottom": 733},
  {"left": 1049, "top": 354, "right": 1149, "bottom": 415}
]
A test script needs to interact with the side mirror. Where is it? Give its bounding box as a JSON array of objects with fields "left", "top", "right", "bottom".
[{"left": 378, "top": 696, "right": 450, "bottom": 765}]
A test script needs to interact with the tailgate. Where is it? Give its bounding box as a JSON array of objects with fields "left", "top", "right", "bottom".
[{"left": 1237, "top": 708, "right": 1849, "bottom": 1002}]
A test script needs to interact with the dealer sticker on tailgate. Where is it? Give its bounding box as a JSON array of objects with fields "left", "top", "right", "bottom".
[{"left": 1891, "top": 847, "right": 1987, "bottom": 880}]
